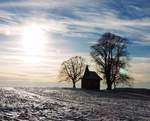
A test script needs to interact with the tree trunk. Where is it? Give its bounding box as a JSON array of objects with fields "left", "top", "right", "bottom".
[
  {"left": 106, "top": 72, "right": 112, "bottom": 90},
  {"left": 107, "top": 82, "right": 112, "bottom": 90},
  {"left": 73, "top": 80, "right": 76, "bottom": 88},
  {"left": 106, "top": 73, "right": 112, "bottom": 90}
]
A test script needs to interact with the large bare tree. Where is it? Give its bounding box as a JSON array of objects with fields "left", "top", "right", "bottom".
[
  {"left": 59, "top": 56, "right": 85, "bottom": 88},
  {"left": 91, "top": 32, "right": 132, "bottom": 90}
]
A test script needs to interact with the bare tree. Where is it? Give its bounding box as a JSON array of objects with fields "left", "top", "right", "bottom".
[
  {"left": 59, "top": 56, "right": 85, "bottom": 88},
  {"left": 91, "top": 32, "right": 132, "bottom": 90}
]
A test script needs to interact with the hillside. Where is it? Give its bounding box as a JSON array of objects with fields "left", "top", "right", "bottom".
[{"left": 0, "top": 87, "right": 150, "bottom": 121}]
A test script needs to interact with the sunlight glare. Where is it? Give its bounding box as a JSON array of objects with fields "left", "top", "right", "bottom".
[
  {"left": 119, "top": 68, "right": 128, "bottom": 76},
  {"left": 22, "top": 24, "right": 46, "bottom": 56},
  {"left": 21, "top": 24, "right": 47, "bottom": 63}
]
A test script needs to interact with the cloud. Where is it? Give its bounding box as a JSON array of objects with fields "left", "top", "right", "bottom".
[
  {"left": 0, "top": 0, "right": 99, "bottom": 11},
  {"left": 129, "top": 57, "right": 150, "bottom": 84},
  {"left": 0, "top": 37, "right": 89, "bottom": 82},
  {"left": 0, "top": 0, "right": 149, "bottom": 42},
  {"left": 62, "top": 9, "right": 150, "bottom": 44}
]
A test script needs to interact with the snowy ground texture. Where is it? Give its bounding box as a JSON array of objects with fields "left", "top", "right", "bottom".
[{"left": 0, "top": 87, "right": 150, "bottom": 121}]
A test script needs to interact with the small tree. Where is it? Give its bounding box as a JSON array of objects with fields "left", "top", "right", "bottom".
[
  {"left": 59, "top": 56, "right": 85, "bottom": 88},
  {"left": 91, "top": 32, "right": 131, "bottom": 90}
]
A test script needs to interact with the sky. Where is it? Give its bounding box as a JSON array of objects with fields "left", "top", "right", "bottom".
[{"left": 0, "top": 0, "right": 150, "bottom": 88}]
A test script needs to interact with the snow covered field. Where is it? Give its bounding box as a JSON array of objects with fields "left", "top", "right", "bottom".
[{"left": 0, "top": 87, "right": 150, "bottom": 121}]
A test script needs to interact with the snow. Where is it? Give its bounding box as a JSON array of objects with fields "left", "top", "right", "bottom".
[{"left": 0, "top": 87, "right": 150, "bottom": 121}]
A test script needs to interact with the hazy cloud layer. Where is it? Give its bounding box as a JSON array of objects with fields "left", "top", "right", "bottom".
[{"left": 129, "top": 57, "right": 150, "bottom": 88}]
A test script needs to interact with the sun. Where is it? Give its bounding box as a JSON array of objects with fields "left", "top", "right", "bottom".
[
  {"left": 21, "top": 24, "right": 47, "bottom": 63},
  {"left": 21, "top": 24, "right": 46, "bottom": 55}
]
